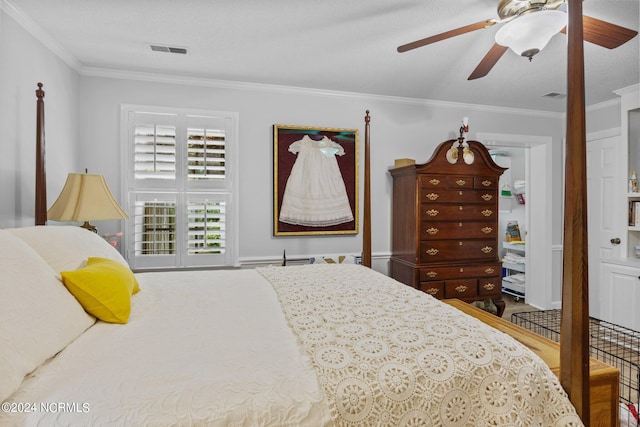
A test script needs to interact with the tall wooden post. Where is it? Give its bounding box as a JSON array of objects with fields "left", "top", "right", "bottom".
[
  {"left": 35, "top": 83, "right": 47, "bottom": 226},
  {"left": 560, "top": 0, "right": 590, "bottom": 423},
  {"left": 362, "top": 111, "right": 372, "bottom": 267}
]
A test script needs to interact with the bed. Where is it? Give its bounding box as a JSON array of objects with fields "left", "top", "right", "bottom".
[
  {"left": 0, "top": 1, "right": 596, "bottom": 424},
  {"left": 1, "top": 225, "right": 583, "bottom": 426}
]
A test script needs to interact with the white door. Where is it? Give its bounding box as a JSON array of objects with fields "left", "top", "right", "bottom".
[
  {"left": 586, "top": 135, "right": 624, "bottom": 318},
  {"left": 600, "top": 262, "right": 640, "bottom": 330}
]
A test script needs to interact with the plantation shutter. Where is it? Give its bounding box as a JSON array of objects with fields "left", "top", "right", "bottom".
[
  {"left": 132, "top": 112, "right": 177, "bottom": 182},
  {"left": 187, "top": 128, "right": 225, "bottom": 180},
  {"left": 185, "top": 115, "right": 230, "bottom": 190},
  {"left": 123, "top": 107, "right": 238, "bottom": 270},
  {"left": 187, "top": 199, "right": 226, "bottom": 254},
  {"left": 129, "top": 192, "right": 178, "bottom": 269},
  {"left": 184, "top": 194, "right": 230, "bottom": 266}
]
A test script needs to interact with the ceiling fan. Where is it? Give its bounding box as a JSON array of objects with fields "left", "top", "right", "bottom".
[{"left": 397, "top": 0, "right": 638, "bottom": 80}]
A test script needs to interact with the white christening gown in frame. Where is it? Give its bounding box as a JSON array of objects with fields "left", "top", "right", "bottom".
[{"left": 279, "top": 135, "right": 354, "bottom": 227}]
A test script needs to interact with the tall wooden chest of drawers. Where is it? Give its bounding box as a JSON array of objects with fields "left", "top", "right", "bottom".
[{"left": 389, "top": 139, "right": 507, "bottom": 313}]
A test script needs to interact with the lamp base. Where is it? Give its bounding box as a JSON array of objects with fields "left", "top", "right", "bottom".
[{"left": 80, "top": 221, "right": 98, "bottom": 233}]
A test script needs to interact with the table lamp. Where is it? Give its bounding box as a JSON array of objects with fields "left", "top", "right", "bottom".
[{"left": 47, "top": 172, "right": 128, "bottom": 232}]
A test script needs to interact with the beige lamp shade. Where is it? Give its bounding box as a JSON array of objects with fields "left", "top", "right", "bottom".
[{"left": 47, "top": 173, "right": 128, "bottom": 228}]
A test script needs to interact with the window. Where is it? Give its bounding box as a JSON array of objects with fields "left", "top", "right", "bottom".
[{"left": 121, "top": 106, "right": 239, "bottom": 269}]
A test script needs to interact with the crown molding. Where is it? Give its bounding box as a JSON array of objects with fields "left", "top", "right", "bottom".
[
  {"left": 613, "top": 83, "right": 640, "bottom": 97},
  {"left": 81, "top": 66, "right": 562, "bottom": 119},
  {"left": 1, "top": 0, "right": 82, "bottom": 72},
  {"left": 586, "top": 97, "right": 620, "bottom": 113}
]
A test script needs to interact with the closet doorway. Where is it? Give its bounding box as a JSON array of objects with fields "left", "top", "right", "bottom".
[
  {"left": 477, "top": 132, "right": 554, "bottom": 310},
  {"left": 491, "top": 148, "right": 527, "bottom": 301}
]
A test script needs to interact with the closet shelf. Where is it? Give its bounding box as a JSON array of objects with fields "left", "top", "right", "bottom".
[
  {"left": 502, "top": 240, "right": 526, "bottom": 301},
  {"left": 502, "top": 261, "right": 525, "bottom": 272},
  {"left": 503, "top": 241, "right": 525, "bottom": 251}
]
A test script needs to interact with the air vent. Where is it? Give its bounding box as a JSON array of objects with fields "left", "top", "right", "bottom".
[
  {"left": 542, "top": 92, "right": 566, "bottom": 99},
  {"left": 150, "top": 44, "right": 188, "bottom": 55}
]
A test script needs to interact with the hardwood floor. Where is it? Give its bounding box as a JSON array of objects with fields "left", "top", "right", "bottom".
[{"left": 502, "top": 293, "right": 538, "bottom": 320}]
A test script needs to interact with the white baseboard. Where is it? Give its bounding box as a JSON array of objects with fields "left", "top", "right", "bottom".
[{"left": 239, "top": 253, "right": 391, "bottom": 274}]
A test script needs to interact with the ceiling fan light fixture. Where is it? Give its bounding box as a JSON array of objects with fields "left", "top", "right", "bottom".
[{"left": 495, "top": 9, "right": 567, "bottom": 60}]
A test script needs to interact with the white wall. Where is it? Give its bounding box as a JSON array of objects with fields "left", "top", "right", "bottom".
[
  {"left": 586, "top": 100, "right": 622, "bottom": 135},
  {"left": 78, "top": 73, "right": 565, "bottom": 273},
  {"left": 0, "top": 8, "right": 80, "bottom": 228}
]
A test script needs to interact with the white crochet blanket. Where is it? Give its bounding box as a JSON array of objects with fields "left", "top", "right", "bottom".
[{"left": 258, "top": 264, "right": 583, "bottom": 426}]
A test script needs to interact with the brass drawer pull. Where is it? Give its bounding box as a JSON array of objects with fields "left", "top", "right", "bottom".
[
  {"left": 429, "top": 178, "right": 440, "bottom": 185},
  {"left": 481, "top": 246, "right": 493, "bottom": 254},
  {"left": 425, "top": 209, "right": 439, "bottom": 217},
  {"left": 483, "top": 283, "right": 496, "bottom": 290},
  {"left": 425, "top": 271, "right": 438, "bottom": 278},
  {"left": 426, "top": 193, "right": 439, "bottom": 200},
  {"left": 481, "top": 209, "right": 493, "bottom": 217},
  {"left": 425, "top": 287, "right": 439, "bottom": 295},
  {"left": 481, "top": 194, "right": 493, "bottom": 201},
  {"left": 455, "top": 179, "right": 466, "bottom": 186},
  {"left": 426, "top": 227, "right": 439, "bottom": 235},
  {"left": 482, "top": 180, "right": 492, "bottom": 187},
  {"left": 484, "top": 268, "right": 495, "bottom": 274},
  {"left": 455, "top": 285, "right": 468, "bottom": 293},
  {"left": 425, "top": 248, "right": 439, "bottom": 256},
  {"left": 481, "top": 227, "right": 493, "bottom": 234}
]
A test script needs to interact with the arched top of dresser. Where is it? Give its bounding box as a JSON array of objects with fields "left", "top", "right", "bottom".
[{"left": 390, "top": 139, "right": 507, "bottom": 177}]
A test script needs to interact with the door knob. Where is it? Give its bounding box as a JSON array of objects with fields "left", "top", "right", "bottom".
[{"left": 610, "top": 237, "right": 621, "bottom": 245}]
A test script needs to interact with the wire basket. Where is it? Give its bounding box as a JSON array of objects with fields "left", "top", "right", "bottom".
[{"left": 512, "top": 310, "right": 639, "bottom": 426}]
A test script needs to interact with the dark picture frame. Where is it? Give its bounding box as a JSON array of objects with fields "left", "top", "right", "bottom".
[{"left": 273, "top": 124, "right": 359, "bottom": 236}]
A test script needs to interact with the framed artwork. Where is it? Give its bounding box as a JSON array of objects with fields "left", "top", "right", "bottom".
[{"left": 273, "top": 124, "right": 359, "bottom": 236}]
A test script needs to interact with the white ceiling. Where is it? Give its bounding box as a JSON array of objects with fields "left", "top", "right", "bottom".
[{"left": 6, "top": 0, "right": 639, "bottom": 112}]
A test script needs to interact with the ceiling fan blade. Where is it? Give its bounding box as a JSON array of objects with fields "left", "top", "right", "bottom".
[
  {"left": 468, "top": 43, "right": 509, "bottom": 80},
  {"left": 397, "top": 20, "right": 496, "bottom": 53},
  {"left": 560, "top": 15, "right": 638, "bottom": 49}
]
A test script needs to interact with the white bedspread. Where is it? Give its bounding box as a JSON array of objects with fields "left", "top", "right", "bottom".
[
  {"left": 259, "top": 264, "right": 583, "bottom": 427},
  {"left": 1, "top": 264, "right": 583, "bottom": 426},
  {"left": 1, "top": 269, "right": 332, "bottom": 427}
]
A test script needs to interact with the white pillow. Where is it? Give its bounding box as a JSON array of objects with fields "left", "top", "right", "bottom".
[
  {"left": 8, "top": 225, "right": 129, "bottom": 272},
  {"left": 0, "top": 230, "right": 95, "bottom": 402}
]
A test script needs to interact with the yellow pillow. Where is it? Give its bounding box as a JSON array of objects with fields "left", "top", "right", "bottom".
[
  {"left": 60, "top": 258, "right": 139, "bottom": 324},
  {"left": 87, "top": 257, "right": 140, "bottom": 295}
]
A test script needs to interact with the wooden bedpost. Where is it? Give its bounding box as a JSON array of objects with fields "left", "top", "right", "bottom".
[
  {"left": 560, "top": 0, "right": 590, "bottom": 423},
  {"left": 362, "top": 110, "right": 372, "bottom": 268},
  {"left": 35, "top": 82, "right": 47, "bottom": 226}
]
